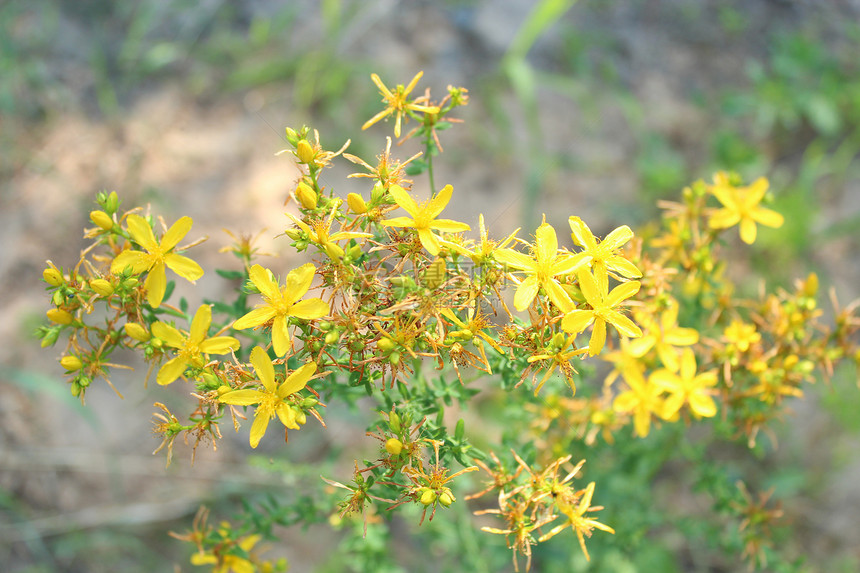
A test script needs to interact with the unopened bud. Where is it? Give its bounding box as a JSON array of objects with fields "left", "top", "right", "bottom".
[
  {"left": 52, "top": 290, "right": 65, "bottom": 306},
  {"left": 296, "top": 140, "right": 315, "bottom": 164},
  {"left": 124, "top": 322, "right": 151, "bottom": 342},
  {"left": 47, "top": 309, "right": 73, "bottom": 325},
  {"left": 90, "top": 210, "right": 114, "bottom": 231},
  {"left": 105, "top": 191, "right": 119, "bottom": 213},
  {"left": 295, "top": 409, "right": 307, "bottom": 425},
  {"left": 43, "top": 267, "right": 64, "bottom": 286},
  {"left": 377, "top": 337, "right": 396, "bottom": 353},
  {"left": 389, "top": 411, "right": 401, "bottom": 433},
  {"left": 347, "top": 193, "right": 368, "bottom": 214},
  {"left": 300, "top": 396, "right": 319, "bottom": 408},
  {"left": 70, "top": 381, "right": 82, "bottom": 397},
  {"left": 41, "top": 328, "right": 60, "bottom": 348},
  {"left": 295, "top": 182, "right": 317, "bottom": 209},
  {"left": 324, "top": 330, "right": 340, "bottom": 345},
  {"left": 388, "top": 351, "right": 401, "bottom": 366},
  {"left": 89, "top": 278, "right": 114, "bottom": 297},
  {"left": 371, "top": 182, "right": 385, "bottom": 203},
  {"left": 284, "top": 127, "right": 299, "bottom": 146},
  {"left": 60, "top": 355, "right": 83, "bottom": 371},
  {"left": 284, "top": 228, "right": 303, "bottom": 241}
]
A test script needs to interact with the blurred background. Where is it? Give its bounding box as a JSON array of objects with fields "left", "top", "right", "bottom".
[{"left": 2, "top": 0, "right": 860, "bottom": 571}]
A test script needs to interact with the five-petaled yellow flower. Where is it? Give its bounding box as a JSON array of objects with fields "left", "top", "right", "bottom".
[
  {"left": 569, "top": 216, "right": 641, "bottom": 292},
  {"left": 111, "top": 214, "right": 204, "bottom": 308},
  {"left": 219, "top": 346, "right": 316, "bottom": 448},
  {"left": 651, "top": 348, "right": 718, "bottom": 420},
  {"left": 495, "top": 221, "right": 587, "bottom": 312},
  {"left": 362, "top": 71, "right": 440, "bottom": 138},
  {"left": 286, "top": 205, "right": 371, "bottom": 261},
  {"left": 562, "top": 268, "right": 642, "bottom": 356},
  {"left": 381, "top": 184, "right": 470, "bottom": 256},
  {"left": 232, "top": 264, "right": 329, "bottom": 357},
  {"left": 708, "top": 172, "right": 784, "bottom": 244},
  {"left": 628, "top": 301, "right": 699, "bottom": 372},
  {"left": 152, "top": 305, "right": 240, "bottom": 386},
  {"left": 612, "top": 364, "right": 664, "bottom": 438},
  {"left": 538, "top": 481, "right": 615, "bottom": 561}
]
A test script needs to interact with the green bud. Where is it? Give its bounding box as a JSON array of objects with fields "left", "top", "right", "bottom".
[
  {"left": 388, "top": 351, "right": 401, "bottom": 366},
  {"left": 389, "top": 411, "right": 401, "bottom": 433},
  {"left": 78, "top": 375, "right": 91, "bottom": 388},
  {"left": 371, "top": 182, "right": 385, "bottom": 203},
  {"left": 41, "top": 328, "right": 60, "bottom": 348},
  {"left": 285, "top": 127, "right": 299, "bottom": 146},
  {"left": 438, "top": 491, "right": 454, "bottom": 507},
  {"left": 89, "top": 278, "right": 114, "bottom": 297},
  {"left": 377, "top": 337, "right": 396, "bottom": 353},
  {"left": 105, "top": 191, "right": 119, "bottom": 213},
  {"left": 70, "top": 381, "right": 82, "bottom": 397},
  {"left": 324, "top": 330, "right": 340, "bottom": 345},
  {"left": 52, "top": 290, "right": 65, "bottom": 306},
  {"left": 300, "top": 396, "right": 319, "bottom": 408}
]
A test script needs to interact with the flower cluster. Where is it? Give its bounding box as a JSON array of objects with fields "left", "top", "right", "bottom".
[{"left": 39, "top": 72, "right": 859, "bottom": 571}]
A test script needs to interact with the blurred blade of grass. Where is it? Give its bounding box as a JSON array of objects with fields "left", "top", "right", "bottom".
[
  {"left": 502, "top": 0, "right": 578, "bottom": 227},
  {"left": 3, "top": 367, "right": 99, "bottom": 430}
]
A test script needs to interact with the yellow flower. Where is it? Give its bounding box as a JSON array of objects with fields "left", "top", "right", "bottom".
[
  {"left": 190, "top": 533, "right": 261, "bottom": 573},
  {"left": 651, "top": 348, "right": 718, "bottom": 419},
  {"left": 111, "top": 214, "right": 203, "bottom": 308},
  {"left": 569, "top": 216, "right": 641, "bottom": 292},
  {"left": 627, "top": 301, "right": 699, "bottom": 371},
  {"left": 286, "top": 205, "right": 371, "bottom": 261},
  {"left": 612, "top": 364, "right": 664, "bottom": 438},
  {"left": 724, "top": 319, "right": 761, "bottom": 352},
  {"left": 362, "top": 71, "right": 440, "bottom": 138},
  {"left": 232, "top": 264, "right": 329, "bottom": 357},
  {"left": 708, "top": 173, "right": 784, "bottom": 244},
  {"left": 381, "top": 184, "right": 470, "bottom": 256},
  {"left": 219, "top": 346, "right": 316, "bottom": 448},
  {"left": 495, "top": 220, "right": 587, "bottom": 312},
  {"left": 561, "top": 268, "right": 642, "bottom": 356},
  {"left": 538, "top": 481, "right": 615, "bottom": 561},
  {"left": 443, "top": 213, "right": 519, "bottom": 266},
  {"left": 152, "top": 305, "right": 240, "bottom": 386}
]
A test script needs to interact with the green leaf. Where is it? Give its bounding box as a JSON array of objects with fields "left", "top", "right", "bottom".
[{"left": 216, "top": 269, "right": 246, "bottom": 280}]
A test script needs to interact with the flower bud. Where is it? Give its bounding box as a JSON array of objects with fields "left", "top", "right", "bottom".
[
  {"left": 43, "top": 267, "right": 64, "bottom": 287},
  {"left": 41, "top": 328, "right": 60, "bottom": 348},
  {"left": 89, "top": 278, "right": 114, "bottom": 297},
  {"left": 388, "top": 410, "right": 401, "bottom": 433},
  {"left": 285, "top": 127, "right": 299, "bottom": 146},
  {"left": 70, "top": 381, "right": 82, "bottom": 397},
  {"left": 296, "top": 140, "right": 315, "bottom": 164},
  {"left": 371, "top": 182, "right": 385, "bottom": 203},
  {"left": 284, "top": 228, "right": 303, "bottom": 241},
  {"left": 216, "top": 385, "right": 233, "bottom": 396},
  {"left": 295, "top": 182, "right": 317, "bottom": 209},
  {"left": 52, "top": 290, "right": 66, "bottom": 306},
  {"left": 388, "top": 351, "right": 401, "bottom": 366},
  {"left": 90, "top": 210, "right": 114, "bottom": 231},
  {"left": 385, "top": 438, "right": 403, "bottom": 456},
  {"left": 300, "top": 396, "right": 319, "bottom": 408},
  {"left": 105, "top": 191, "right": 119, "bottom": 213},
  {"left": 420, "top": 488, "right": 437, "bottom": 506},
  {"left": 60, "top": 355, "right": 83, "bottom": 371},
  {"left": 347, "top": 193, "right": 368, "bottom": 214},
  {"left": 47, "top": 308, "right": 73, "bottom": 325},
  {"left": 438, "top": 491, "right": 454, "bottom": 507},
  {"left": 124, "top": 322, "right": 151, "bottom": 342},
  {"left": 295, "top": 409, "right": 307, "bottom": 425},
  {"left": 324, "top": 330, "right": 341, "bottom": 345}
]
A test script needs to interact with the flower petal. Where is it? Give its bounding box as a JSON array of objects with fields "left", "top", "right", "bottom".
[
  {"left": 588, "top": 318, "right": 607, "bottom": 355},
  {"left": 279, "top": 361, "right": 317, "bottom": 398},
  {"left": 272, "top": 315, "right": 291, "bottom": 357},
  {"left": 290, "top": 298, "right": 330, "bottom": 320},
  {"left": 151, "top": 322, "right": 186, "bottom": 348},
  {"left": 561, "top": 310, "right": 594, "bottom": 333},
  {"left": 605, "top": 310, "right": 643, "bottom": 338},
  {"left": 165, "top": 253, "right": 204, "bottom": 282},
  {"left": 427, "top": 184, "right": 453, "bottom": 219},
  {"left": 535, "top": 223, "right": 558, "bottom": 266},
  {"left": 189, "top": 305, "right": 211, "bottom": 343},
  {"left": 200, "top": 336, "right": 240, "bottom": 355},
  {"left": 249, "top": 264, "right": 281, "bottom": 301},
  {"left": 145, "top": 262, "right": 167, "bottom": 308},
  {"left": 284, "top": 263, "right": 316, "bottom": 303},
  {"left": 430, "top": 218, "right": 471, "bottom": 233},
  {"left": 494, "top": 249, "right": 536, "bottom": 272},
  {"left": 250, "top": 346, "right": 275, "bottom": 392},
  {"left": 157, "top": 356, "right": 188, "bottom": 386},
  {"left": 689, "top": 393, "right": 717, "bottom": 418},
  {"left": 606, "top": 280, "right": 640, "bottom": 307},
  {"left": 577, "top": 268, "right": 601, "bottom": 307},
  {"left": 161, "top": 216, "right": 193, "bottom": 251},
  {"left": 513, "top": 276, "right": 540, "bottom": 311},
  {"left": 125, "top": 214, "right": 158, "bottom": 251},
  {"left": 276, "top": 403, "right": 299, "bottom": 430},
  {"left": 739, "top": 218, "right": 757, "bottom": 244},
  {"left": 111, "top": 250, "right": 151, "bottom": 275},
  {"left": 219, "top": 389, "right": 266, "bottom": 406},
  {"left": 602, "top": 225, "right": 634, "bottom": 252},
  {"left": 568, "top": 216, "right": 596, "bottom": 250},
  {"left": 417, "top": 227, "right": 441, "bottom": 256},
  {"left": 389, "top": 185, "right": 420, "bottom": 218},
  {"left": 751, "top": 207, "right": 784, "bottom": 229},
  {"left": 233, "top": 307, "right": 277, "bottom": 330},
  {"left": 249, "top": 412, "right": 270, "bottom": 448}
]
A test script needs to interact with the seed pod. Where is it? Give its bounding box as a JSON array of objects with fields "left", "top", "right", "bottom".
[
  {"left": 420, "top": 488, "right": 437, "bottom": 506},
  {"left": 385, "top": 438, "right": 403, "bottom": 456}
]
